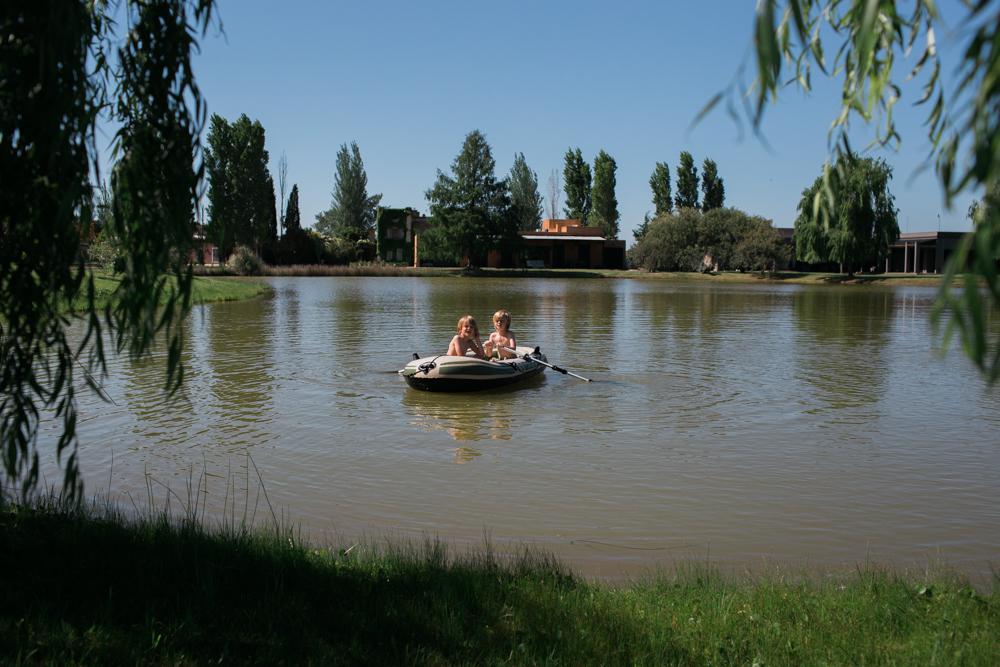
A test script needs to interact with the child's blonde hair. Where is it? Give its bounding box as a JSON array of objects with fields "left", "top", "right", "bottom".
[
  {"left": 456, "top": 315, "right": 480, "bottom": 337},
  {"left": 492, "top": 309, "right": 511, "bottom": 328}
]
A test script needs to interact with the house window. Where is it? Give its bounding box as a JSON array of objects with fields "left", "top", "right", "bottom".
[{"left": 387, "top": 227, "right": 404, "bottom": 240}]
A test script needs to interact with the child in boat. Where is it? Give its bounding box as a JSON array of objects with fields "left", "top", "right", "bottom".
[
  {"left": 483, "top": 309, "right": 517, "bottom": 359},
  {"left": 447, "top": 314, "right": 487, "bottom": 358}
]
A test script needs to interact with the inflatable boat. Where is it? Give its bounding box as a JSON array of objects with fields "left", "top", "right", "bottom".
[{"left": 399, "top": 346, "right": 547, "bottom": 392}]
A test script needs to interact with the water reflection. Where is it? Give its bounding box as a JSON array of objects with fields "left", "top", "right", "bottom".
[
  {"left": 401, "top": 378, "right": 545, "bottom": 453},
  {"left": 792, "top": 288, "right": 894, "bottom": 416}
]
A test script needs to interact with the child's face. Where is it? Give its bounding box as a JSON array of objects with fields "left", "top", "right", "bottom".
[
  {"left": 493, "top": 317, "right": 508, "bottom": 332},
  {"left": 460, "top": 321, "right": 475, "bottom": 338}
]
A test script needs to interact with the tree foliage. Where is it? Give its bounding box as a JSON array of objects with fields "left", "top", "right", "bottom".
[
  {"left": 649, "top": 162, "right": 672, "bottom": 216},
  {"left": 425, "top": 130, "right": 514, "bottom": 267},
  {"left": 794, "top": 154, "right": 898, "bottom": 274},
  {"left": 0, "top": 0, "right": 215, "bottom": 499},
  {"left": 562, "top": 148, "right": 592, "bottom": 222},
  {"left": 314, "top": 142, "right": 382, "bottom": 243},
  {"left": 205, "top": 114, "right": 275, "bottom": 259},
  {"left": 744, "top": 0, "right": 1000, "bottom": 381},
  {"left": 629, "top": 208, "right": 787, "bottom": 273},
  {"left": 285, "top": 184, "right": 301, "bottom": 233},
  {"left": 589, "top": 150, "right": 619, "bottom": 239},
  {"left": 508, "top": 152, "right": 543, "bottom": 231},
  {"left": 628, "top": 209, "right": 704, "bottom": 272},
  {"left": 701, "top": 158, "right": 725, "bottom": 211},
  {"left": 675, "top": 151, "right": 699, "bottom": 210}
]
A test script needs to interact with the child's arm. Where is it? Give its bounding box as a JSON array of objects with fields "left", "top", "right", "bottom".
[{"left": 447, "top": 335, "right": 460, "bottom": 356}]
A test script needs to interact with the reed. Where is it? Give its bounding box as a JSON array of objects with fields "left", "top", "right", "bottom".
[{"left": 1, "top": 494, "right": 996, "bottom": 665}]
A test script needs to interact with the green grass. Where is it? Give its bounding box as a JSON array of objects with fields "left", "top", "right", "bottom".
[
  {"left": 69, "top": 269, "right": 270, "bottom": 312},
  {"left": 1, "top": 503, "right": 996, "bottom": 665}
]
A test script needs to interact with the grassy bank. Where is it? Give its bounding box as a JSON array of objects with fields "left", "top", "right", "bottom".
[
  {"left": 72, "top": 270, "right": 270, "bottom": 311},
  {"left": 1, "top": 505, "right": 995, "bottom": 665}
]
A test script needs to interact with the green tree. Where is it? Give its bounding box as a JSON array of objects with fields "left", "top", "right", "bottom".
[
  {"left": 649, "top": 161, "right": 672, "bottom": 216},
  {"left": 425, "top": 130, "right": 514, "bottom": 267},
  {"left": 205, "top": 114, "right": 274, "bottom": 258},
  {"left": 1, "top": 0, "right": 214, "bottom": 499},
  {"left": 634, "top": 212, "right": 652, "bottom": 242},
  {"left": 628, "top": 209, "right": 703, "bottom": 272},
  {"left": 508, "top": 152, "right": 543, "bottom": 231},
  {"left": 589, "top": 150, "right": 619, "bottom": 239},
  {"left": 794, "top": 154, "right": 898, "bottom": 275},
  {"left": 675, "top": 151, "right": 699, "bottom": 209},
  {"left": 562, "top": 148, "right": 592, "bottom": 222},
  {"left": 746, "top": 0, "right": 1000, "bottom": 381},
  {"left": 314, "top": 142, "right": 382, "bottom": 242},
  {"left": 285, "top": 184, "right": 301, "bottom": 232},
  {"left": 701, "top": 158, "right": 725, "bottom": 211}
]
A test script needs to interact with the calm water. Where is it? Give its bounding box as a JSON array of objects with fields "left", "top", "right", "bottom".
[{"left": 49, "top": 277, "right": 1000, "bottom": 580}]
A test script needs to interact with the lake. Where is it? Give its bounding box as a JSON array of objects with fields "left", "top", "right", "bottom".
[{"left": 50, "top": 276, "right": 1000, "bottom": 581}]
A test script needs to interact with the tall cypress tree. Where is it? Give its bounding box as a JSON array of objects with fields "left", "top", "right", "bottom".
[
  {"left": 701, "top": 158, "right": 725, "bottom": 211},
  {"left": 508, "top": 152, "right": 543, "bottom": 231},
  {"left": 562, "top": 148, "right": 591, "bottom": 222},
  {"left": 589, "top": 149, "right": 619, "bottom": 239},
  {"left": 674, "top": 151, "right": 699, "bottom": 210},
  {"left": 285, "top": 184, "right": 301, "bottom": 232},
  {"left": 649, "top": 161, "right": 672, "bottom": 216}
]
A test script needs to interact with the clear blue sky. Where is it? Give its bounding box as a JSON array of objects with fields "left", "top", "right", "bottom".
[{"left": 188, "top": 0, "right": 978, "bottom": 243}]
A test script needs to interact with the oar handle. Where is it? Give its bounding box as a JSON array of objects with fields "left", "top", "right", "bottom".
[{"left": 500, "top": 346, "right": 592, "bottom": 382}]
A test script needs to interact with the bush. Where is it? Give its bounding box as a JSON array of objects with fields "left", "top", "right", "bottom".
[
  {"left": 227, "top": 245, "right": 264, "bottom": 275},
  {"left": 628, "top": 209, "right": 703, "bottom": 271}
]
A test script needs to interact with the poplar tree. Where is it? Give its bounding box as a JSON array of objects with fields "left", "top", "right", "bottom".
[
  {"left": 509, "top": 153, "right": 543, "bottom": 231},
  {"left": 562, "top": 148, "right": 592, "bottom": 222},
  {"left": 315, "top": 142, "right": 382, "bottom": 243},
  {"left": 649, "top": 161, "right": 672, "bottom": 216},
  {"left": 674, "top": 151, "right": 699, "bottom": 209},
  {"left": 701, "top": 158, "right": 725, "bottom": 211},
  {"left": 589, "top": 150, "right": 620, "bottom": 239}
]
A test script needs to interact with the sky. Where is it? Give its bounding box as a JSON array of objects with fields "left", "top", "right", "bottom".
[{"left": 184, "top": 0, "right": 980, "bottom": 244}]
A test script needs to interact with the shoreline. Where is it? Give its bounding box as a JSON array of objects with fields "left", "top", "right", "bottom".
[{"left": 195, "top": 264, "right": 953, "bottom": 287}]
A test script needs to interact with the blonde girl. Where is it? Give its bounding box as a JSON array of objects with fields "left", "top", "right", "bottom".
[{"left": 447, "top": 315, "right": 486, "bottom": 358}]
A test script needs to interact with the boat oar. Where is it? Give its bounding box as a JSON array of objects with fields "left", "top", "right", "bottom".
[{"left": 502, "top": 346, "right": 592, "bottom": 382}]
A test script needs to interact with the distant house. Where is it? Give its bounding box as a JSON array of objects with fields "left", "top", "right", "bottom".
[
  {"left": 192, "top": 224, "right": 219, "bottom": 265},
  {"left": 778, "top": 227, "right": 970, "bottom": 273},
  {"left": 375, "top": 207, "right": 429, "bottom": 265},
  {"left": 494, "top": 219, "right": 626, "bottom": 269}
]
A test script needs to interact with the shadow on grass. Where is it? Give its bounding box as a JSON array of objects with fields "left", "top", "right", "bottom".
[{"left": 0, "top": 508, "right": 686, "bottom": 664}]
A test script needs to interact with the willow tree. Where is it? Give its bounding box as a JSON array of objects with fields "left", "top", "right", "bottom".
[
  {"left": 0, "top": 1, "right": 215, "bottom": 499},
  {"left": 794, "top": 155, "right": 898, "bottom": 274},
  {"left": 742, "top": 1, "right": 1000, "bottom": 381}
]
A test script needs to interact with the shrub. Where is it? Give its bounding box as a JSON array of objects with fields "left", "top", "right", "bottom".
[{"left": 227, "top": 245, "right": 264, "bottom": 276}]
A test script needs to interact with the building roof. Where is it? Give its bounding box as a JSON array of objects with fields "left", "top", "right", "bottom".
[{"left": 521, "top": 234, "right": 607, "bottom": 241}]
